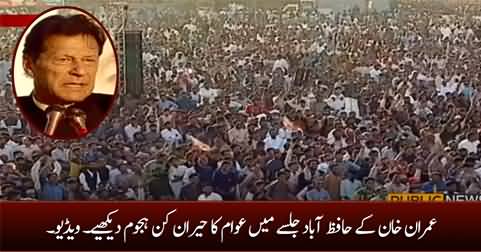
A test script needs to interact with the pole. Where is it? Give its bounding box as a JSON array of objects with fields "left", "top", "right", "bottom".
[
  {"left": 122, "top": 6, "right": 127, "bottom": 96},
  {"left": 254, "top": 0, "right": 257, "bottom": 24}
]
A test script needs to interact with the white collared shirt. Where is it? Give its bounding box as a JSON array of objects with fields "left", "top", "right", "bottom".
[
  {"left": 263, "top": 134, "right": 287, "bottom": 152},
  {"left": 161, "top": 128, "right": 183, "bottom": 144},
  {"left": 0, "top": 147, "right": 11, "bottom": 161},
  {"left": 272, "top": 58, "right": 289, "bottom": 73},
  {"left": 32, "top": 95, "right": 74, "bottom": 111},
  {"left": 1, "top": 140, "right": 19, "bottom": 161},
  {"left": 458, "top": 139, "right": 479, "bottom": 154},
  {"left": 198, "top": 192, "right": 223, "bottom": 201},
  {"left": 326, "top": 94, "right": 346, "bottom": 111},
  {"left": 278, "top": 128, "right": 292, "bottom": 140},
  {"left": 124, "top": 124, "right": 141, "bottom": 142},
  {"left": 0, "top": 119, "right": 22, "bottom": 136},
  {"left": 17, "top": 144, "right": 40, "bottom": 161},
  {"left": 32, "top": 95, "right": 49, "bottom": 111},
  {"left": 340, "top": 179, "right": 362, "bottom": 200},
  {"left": 199, "top": 87, "right": 221, "bottom": 104},
  {"left": 51, "top": 148, "right": 68, "bottom": 162},
  {"left": 79, "top": 170, "right": 102, "bottom": 192},
  {"left": 31, "top": 159, "right": 62, "bottom": 191},
  {"left": 228, "top": 127, "right": 249, "bottom": 144}
]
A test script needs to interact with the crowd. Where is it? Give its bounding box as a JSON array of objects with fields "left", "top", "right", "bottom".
[{"left": 1, "top": 2, "right": 481, "bottom": 201}]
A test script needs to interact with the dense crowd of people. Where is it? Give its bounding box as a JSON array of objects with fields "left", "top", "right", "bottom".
[{"left": 1, "top": 2, "right": 480, "bottom": 201}]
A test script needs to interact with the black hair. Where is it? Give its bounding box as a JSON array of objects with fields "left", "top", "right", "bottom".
[{"left": 23, "top": 14, "right": 106, "bottom": 62}]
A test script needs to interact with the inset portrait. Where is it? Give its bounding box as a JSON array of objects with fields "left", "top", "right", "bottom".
[{"left": 12, "top": 7, "right": 118, "bottom": 139}]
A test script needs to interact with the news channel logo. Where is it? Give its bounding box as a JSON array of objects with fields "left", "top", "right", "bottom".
[{"left": 387, "top": 193, "right": 481, "bottom": 202}]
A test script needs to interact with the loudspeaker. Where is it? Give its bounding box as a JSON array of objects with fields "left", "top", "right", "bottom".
[{"left": 121, "top": 31, "right": 143, "bottom": 98}]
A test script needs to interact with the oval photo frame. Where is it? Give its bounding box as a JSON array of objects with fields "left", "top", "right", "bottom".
[{"left": 11, "top": 6, "right": 119, "bottom": 140}]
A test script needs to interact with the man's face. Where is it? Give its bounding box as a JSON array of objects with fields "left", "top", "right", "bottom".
[
  {"left": 25, "top": 34, "right": 100, "bottom": 104},
  {"left": 119, "top": 164, "right": 128, "bottom": 173},
  {"left": 269, "top": 128, "right": 278, "bottom": 137},
  {"left": 335, "top": 152, "right": 344, "bottom": 162},
  {"left": 134, "top": 133, "right": 145, "bottom": 142},
  {"left": 149, "top": 125, "right": 157, "bottom": 132},
  {"left": 202, "top": 185, "right": 213, "bottom": 194},
  {"left": 309, "top": 160, "right": 318, "bottom": 169},
  {"left": 447, "top": 183, "right": 457, "bottom": 193},
  {"left": 48, "top": 174, "right": 58, "bottom": 184},
  {"left": 191, "top": 175, "right": 200, "bottom": 184},
  {"left": 334, "top": 87, "right": 343, "bottom": 95},
  {"left": 0, "top": 137, "right": 6, "bottom": 146},
  {"left": 221, "top": 162, "right": 231, "bottom": 172},
  {"left": 235, "top": 122, "right": 244, "bottom": 129},
  {"left": 366, "top": 179, "right": 375, "bottom": 190},
  {"left": 35, "top": 138, "right": 43, "bottom": 146},
  {"left": 279, "top": 173, "right": 289, "bottom": 183},
  {"left": 431, "top": 174, "right": 442, "bottom": 182},
  {"left": 198, "top": 157, "right": 208, "bottom": 166},
  {"left": 23, "top": 138, "right": 31, "bottom": 146},
  {"left": 468, "top": 133, "right": 478, "bottom": 142}
]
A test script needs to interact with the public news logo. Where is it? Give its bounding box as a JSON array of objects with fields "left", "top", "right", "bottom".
[{"left": 387, "top": 193, "right": 481, "bottom": 202}]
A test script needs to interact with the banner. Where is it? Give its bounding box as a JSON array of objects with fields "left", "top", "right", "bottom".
[
  {"left": 0, "top": 14, "right": 37, "bottom": 27},
  {"left": 2, "top": 202, "right": 481, "bottom": 251}
]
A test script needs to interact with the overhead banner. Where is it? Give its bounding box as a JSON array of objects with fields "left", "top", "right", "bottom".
[{"left": 0, "top": 14, "right": 37, "bottom": 27}]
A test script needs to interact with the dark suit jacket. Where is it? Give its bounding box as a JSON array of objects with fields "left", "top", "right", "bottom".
[{"left": 16, "top": 94, "right": 114, "bottom": 139}]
